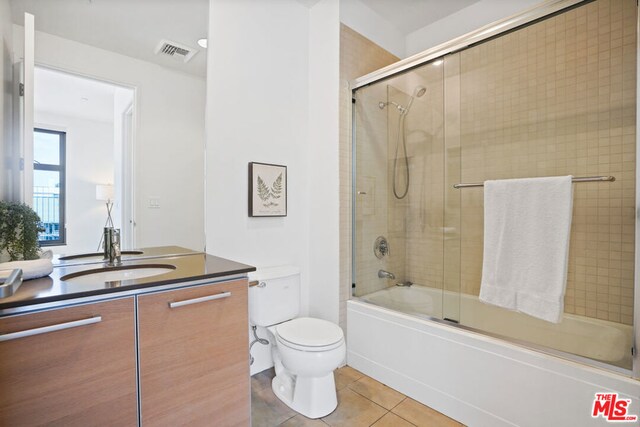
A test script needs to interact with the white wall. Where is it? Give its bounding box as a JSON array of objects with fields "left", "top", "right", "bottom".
[
  {"left": 405, "top": 0, "right": 543, "bottom": 57},
  {"left": 206, "top": 0, "right": 311, "bottom": 310},
  {"left": 206, "top": 0, "right": 341, "bottom": 373},
  {"left": 34, "top": 112, "right": 114, "bottom": 255},
  {"left": 0, "top": 0, "right": 13, "bottom": 201},
  {"left": 339, "top": 0, "right": 405, "bottom": 58},
  {"left": 308, "top": 0, "right": 341, "bottom": 324},
  {"left": 13, "top": 27, "right": 205, "bottom": 251}
]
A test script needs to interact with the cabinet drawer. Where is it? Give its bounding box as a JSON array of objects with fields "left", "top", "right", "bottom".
[
  {"left": 0, "top": 297, "right": 137, "bottom": 426},
  {"left": 138, "top": 279, "right": 249, "bottom": 426}
]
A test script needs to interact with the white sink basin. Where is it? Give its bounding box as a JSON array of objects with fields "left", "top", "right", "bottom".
[{"left": 61, "top": 264, "right": 175, "bottom": 285}]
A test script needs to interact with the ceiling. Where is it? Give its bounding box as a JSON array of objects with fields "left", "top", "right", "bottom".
[
  {"left": 10, "top": 0, "right": 209, "bottom": 77},
  {"left": 299, "top": 0, "right": 481, "bottom": 35},
  {"left": 35, "top": 66, "right": 126, "bottom": 123},
  {"left": 13, "top": 0, "right": 478, "bottom": 78},
  {"left": 362, "top": 0, "right": 481, "bottom": 34}
]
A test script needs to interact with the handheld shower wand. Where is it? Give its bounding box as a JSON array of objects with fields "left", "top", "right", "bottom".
[{"left": 379, "top": 86, "right": 427, "bottom": 199}]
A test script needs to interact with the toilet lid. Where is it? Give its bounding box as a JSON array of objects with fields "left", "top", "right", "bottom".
[{"left": 276, "top": 317, "right": 344, "bottom": 348}]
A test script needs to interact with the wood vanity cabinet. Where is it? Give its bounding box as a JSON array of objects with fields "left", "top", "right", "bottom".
[
  {"left": 137, "top": 279, "right": 250, "bottom": 426},
  {"left": 0, "top": 297, "right": 138, "bottom": 426},
  {"left": 0, "top": 277, "right": 250, "bottom": 426}
]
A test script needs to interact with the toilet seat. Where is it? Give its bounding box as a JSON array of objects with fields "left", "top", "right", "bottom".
[{"left": 275, "top": 317, "right": 344, "bottom": 352}]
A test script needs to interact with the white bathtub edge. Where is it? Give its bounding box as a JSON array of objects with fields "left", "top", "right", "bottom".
[{"left": 347, "top": 300, "right": 640, "bottom": 427}]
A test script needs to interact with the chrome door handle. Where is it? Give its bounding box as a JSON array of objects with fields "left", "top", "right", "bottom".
[
  {"left": 168, "top": 292, "right": 231, "bottom": 308},
  {"left": 0, "top": 316, "right": 102, "bottom": 342}
]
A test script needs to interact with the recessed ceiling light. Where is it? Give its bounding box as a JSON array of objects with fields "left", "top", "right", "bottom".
[
  {"left": 433, "top": 59, "right": 443, "bottom": 66},
  {"left": 197, "top": 38, "right": 208, "bottom": 49}
]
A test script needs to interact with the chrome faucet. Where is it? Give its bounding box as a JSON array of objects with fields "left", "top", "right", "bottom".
[
  {"left": 378, "top": 269, "right": 395, "bottom": 279},
  {"left": 103, "top": 227, "right": 112, "bottom": 260},
  {"left": 103, "top": 227, "right": 122, "bottom": 266},
  {"left": 111, "top": 229, "right": 122, "bottom": 266}
]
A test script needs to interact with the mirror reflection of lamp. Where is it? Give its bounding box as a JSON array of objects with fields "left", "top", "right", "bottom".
[{"left": 96, "top": 184, "right": 115, "bottom": 251}]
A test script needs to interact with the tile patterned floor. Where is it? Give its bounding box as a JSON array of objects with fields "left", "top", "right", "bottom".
[{"left": 251, "top": 366, "right": 465, "bottom": 427}]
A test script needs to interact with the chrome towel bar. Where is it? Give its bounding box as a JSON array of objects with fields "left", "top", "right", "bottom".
[{"left": 453, "top": 175, "right": 615, "bottom": 189}]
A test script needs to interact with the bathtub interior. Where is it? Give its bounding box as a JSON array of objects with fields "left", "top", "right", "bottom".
[{"left": 358, "top": 284, "right": 634, "bottom": 370}]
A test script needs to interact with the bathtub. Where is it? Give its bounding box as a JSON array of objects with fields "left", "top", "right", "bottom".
[
  {"left": 359, "top": 285, "right": 633, "bottom": 369},
  {"left": 348, "top": 288, "right": 639, "bottom": 427}
]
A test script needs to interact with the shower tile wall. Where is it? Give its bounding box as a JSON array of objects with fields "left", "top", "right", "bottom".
[
  {"left": 386, "top": 71, "right": 445, "bottom": 291},
  {"left": 455, "top": 0, "right": 636, "bottom": 324},
  {"left": 339, "top": 25, "right": 398, "bottom": 330}
]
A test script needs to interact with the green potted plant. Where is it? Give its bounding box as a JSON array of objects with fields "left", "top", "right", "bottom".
[{"left": 0, "top": 201, "right": 44, "bottom": 262}]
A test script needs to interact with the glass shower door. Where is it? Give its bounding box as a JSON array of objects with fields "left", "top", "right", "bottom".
[{"left": 353, "top": 60, "right": 453, "bottom": 322}]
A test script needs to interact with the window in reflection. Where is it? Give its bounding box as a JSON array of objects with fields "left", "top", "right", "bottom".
[{"left": 33, "top": 128, "right": 66, "bottom": 245}]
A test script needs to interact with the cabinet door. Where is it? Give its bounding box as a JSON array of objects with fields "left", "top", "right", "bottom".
[
  {"left": 0, "top": 297, "right": 138, "bottom": 426},
  {"left": 138, "top": 280, "right": 249, "bottom": 426}
]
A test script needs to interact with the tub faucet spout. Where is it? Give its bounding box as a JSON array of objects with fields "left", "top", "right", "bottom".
[{"left": 378, "top": 269, "right": 395, "bottom": 279}]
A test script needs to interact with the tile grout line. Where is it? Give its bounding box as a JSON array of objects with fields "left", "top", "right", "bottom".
[
  {"left": 389, "top": 411, "right": 419, "bottom": 427},
  {"left": 276, "top": 414, "right": 297, "bottom": 426},
  {"left": 367, "top": 409, "right": 390, "bottom": 427},
  {"left": 345, "top": 376, "right": 408, "bottom": 413},
  {"left": 389, "top": 396, "right": 407, "bottom": 412}
]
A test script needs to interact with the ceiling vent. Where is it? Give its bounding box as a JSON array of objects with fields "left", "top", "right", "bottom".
[{"left": 154, "top": 39, "right": 198, "bottom": 63}]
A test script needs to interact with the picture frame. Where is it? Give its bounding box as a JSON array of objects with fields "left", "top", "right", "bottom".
[{"left": 248, "top": 162, "right": 287, "bottom": 217}]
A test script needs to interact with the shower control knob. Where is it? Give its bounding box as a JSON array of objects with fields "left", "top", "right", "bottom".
[{"left": 374, "top": 236, "right": 389, "bottom": 259}]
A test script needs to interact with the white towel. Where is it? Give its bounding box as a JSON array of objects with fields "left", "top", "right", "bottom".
[
  {"left": 0, "top": 258, "right": 53, "bottom": 281},
  {"left": 479, "top": 176, "right": 573, "bottom": 323}
]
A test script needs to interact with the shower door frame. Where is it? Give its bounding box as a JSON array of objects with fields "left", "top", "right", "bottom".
[{"left": 350, "top": 0, "right": 640, "bottom": 379}]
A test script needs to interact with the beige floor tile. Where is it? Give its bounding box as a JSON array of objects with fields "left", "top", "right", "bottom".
[
  {"left": 251, "top": 381, "right": 297, "bottom": 427},
  {"left": 279, "top": 414, "right": 329, "bottom": 426},
  {"left": 391, "top": 398, "right": 463, "bottom": 427},
  {"left": 252, "top": 368, "right": 276, "bottom": 393},
  {"left": 334, "top": 365, "right": 365, "bottom": 390},
  {"left": 371, "top": 412, "right": 416, "bottom": 427},
  {"left": 348, "top": 376, "right": 405, "bottom": 410},
  {"left": 322, "top": 388, "right": 387, "bottom": 427}
]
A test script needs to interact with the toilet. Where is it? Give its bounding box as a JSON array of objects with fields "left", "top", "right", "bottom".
[{"left": 248, "top": 266, "right": 345, "bottom": 419}]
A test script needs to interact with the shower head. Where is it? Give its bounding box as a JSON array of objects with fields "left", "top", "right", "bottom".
[
  {"left": 405, "top": 85, "right": 426, "bottom": 113},
  {"left": 378, "top": 86, "right": 426, "bottom": 114}
]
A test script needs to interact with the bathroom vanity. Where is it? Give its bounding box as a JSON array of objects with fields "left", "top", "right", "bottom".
[{"left": 0, "top": 248, "right": 255, "bottom": 426}]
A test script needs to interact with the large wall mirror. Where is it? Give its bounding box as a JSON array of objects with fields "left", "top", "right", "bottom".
[{"left": 1, "top": 0, "right": 207, "bottom": 256}]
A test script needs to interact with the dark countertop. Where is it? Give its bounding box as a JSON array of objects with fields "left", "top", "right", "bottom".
[{"left": 0, "top": 252, "right": 255, "bottom": 311}]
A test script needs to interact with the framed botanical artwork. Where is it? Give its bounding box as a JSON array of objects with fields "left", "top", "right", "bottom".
[{"left": 248, "top": 162, "right": 287, "bottom": 217}]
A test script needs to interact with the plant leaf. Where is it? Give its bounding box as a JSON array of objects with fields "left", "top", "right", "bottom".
[
  {"left": 270, "top": 173, "right": 283, "bottom": 199},
  {"left": 257, "top": 176, "right": 271, "bottom": 202}
]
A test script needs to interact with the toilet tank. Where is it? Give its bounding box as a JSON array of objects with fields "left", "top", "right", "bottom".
[{"left": 248, "top": 266, "right": 300, "bottom": 327}]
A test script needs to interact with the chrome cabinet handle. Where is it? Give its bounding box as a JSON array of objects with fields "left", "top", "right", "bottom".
[
  {"left": 168, "top": 292, "right": 231, "bottom": 308},
  {"left": 0, "top": 316, "right": 102, "bottom": 342},
  {"left": 0, "top": 269, "right": 23, "bottom": 298},
  {"left": 248, "top": 281, "right": 265, "bottom": 288}
]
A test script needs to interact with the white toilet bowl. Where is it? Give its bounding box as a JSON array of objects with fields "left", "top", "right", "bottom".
[{"left": 267, "top": 317, "right": 346, "bottom": 419}]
